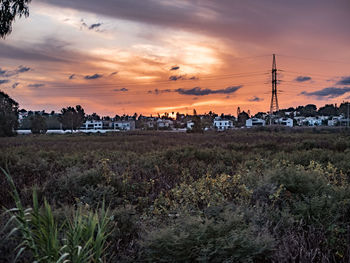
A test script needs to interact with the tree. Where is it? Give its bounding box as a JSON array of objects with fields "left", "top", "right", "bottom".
[
  {"left": 318, "top": 104, "right": 338, "bottom": 116},
  {"left": 192, "top": 117, "right": 203, "bottom": 133},
  {"left": 297, "top": 104, "right": 317, "bottom": 117},
  {"left": 237, "top": 111, "right": 249, "bottom": 127},
  {"left": 87, "top": 113, "right": 100, "bottom": 121},
  {"left": 0, "top": 90, "right": 18, "bottom": 136},
  {"left": 59, "top": 105, "right": 85, "bottom": 132},
  {"left": 339, "top": 102, "right": 350, "bottom": 117},
  {"left": 30, "top": 114, "right": 47, "bottom": 134},
  {"left": 0, "top": 0, "right": 31, "bottom": 38}
]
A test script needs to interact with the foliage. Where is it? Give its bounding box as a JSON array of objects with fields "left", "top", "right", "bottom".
[
  {"left": 1, "top": 168, "right": 112, "bottom": 263},
  {"left": 1, "top": 130, "right": 350, "bottom": 261},
  {"left": 153, "top": 173, "right": 252, "bottom": 214},
  {"left": 142, "top": 207, "right": 275, "bottom": 262},
  {"left": 0, "top": 90, "right": 18, "bottom": 136},
  {"left": 30, "top": 114, "right": 48, "bottom": 134},
  {"left": 0, "top": 0, "right": 31, "bottom": 38},
  {"left": 59, "top": 105, "right": 85, "bottom": 131}
]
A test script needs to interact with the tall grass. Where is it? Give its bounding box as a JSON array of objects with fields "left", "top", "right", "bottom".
[{"left": 1, "top": 167, "right": 111, "bottom": 263}]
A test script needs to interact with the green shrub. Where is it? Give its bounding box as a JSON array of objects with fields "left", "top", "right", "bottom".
[
  {"left": 141, "top": 207, "right": 275, "bottom": 262},
  {"left": 2, "top": 169, "right": 112, "bottom": 263}
]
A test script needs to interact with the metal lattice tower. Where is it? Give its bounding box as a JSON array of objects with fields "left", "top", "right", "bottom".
[{"left": 270, "top": 54, "right": 279, "bottom": 115}]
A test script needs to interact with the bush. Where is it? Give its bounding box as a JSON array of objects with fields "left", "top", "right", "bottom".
[
  {"left": 1, "top": 169, "right": 112, "bottom": 263},
  {"left": 141, "top": 207, "right": 275, "bottom": 262}
]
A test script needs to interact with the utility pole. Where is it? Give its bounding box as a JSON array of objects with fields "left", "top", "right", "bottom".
[
  {"left": 347, "top": 101, "right": 349, "bottom": 128},
  {"left": 269, "top": 54, "right": 279, "bottom": 125}
]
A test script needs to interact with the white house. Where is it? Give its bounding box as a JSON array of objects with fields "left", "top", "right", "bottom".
[
  {"left": 328, "top": 116, "right": 343, "bottom": 126},
  {"left": 81, "top": 120, "right": 103, "bottom": 130},
  {"left": 214, "top": 118, "right": 233, "bottom": 130},
  {"left": 246, "top": 118, "right": 265, "bottom": 127},
  {"left": 114, "top": 120, "right": 135, "bottom": 131},
  {"left": 157, "top": 119, "right": 173, "bottom": 129},
  {"left": 187, "top": 121, "right": 194, "bottom": 130},
  {"left": 278, "top": 118, "right": 293, "bottom": 127},
  {"left": 304, "top": 117, "right": 322, "bottom": 126},
  {"left": 18, "top": 111, "right": 28, "bottom": 123}
]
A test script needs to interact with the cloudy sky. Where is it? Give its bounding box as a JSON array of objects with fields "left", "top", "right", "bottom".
[{"left": 1, "top": 0, "right": 350, "bottom": 115}]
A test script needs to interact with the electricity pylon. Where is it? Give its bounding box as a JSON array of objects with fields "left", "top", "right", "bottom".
[{"left": 269, "top": 54, "right": 279, "bottom": 124}]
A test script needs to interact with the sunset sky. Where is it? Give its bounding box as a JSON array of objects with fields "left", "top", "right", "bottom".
[{"left": 1, "top": 0, "right": 350, "bottom": 116}]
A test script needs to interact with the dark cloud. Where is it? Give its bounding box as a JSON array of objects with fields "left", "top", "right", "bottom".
[
  {"left": 0, "top": 42, "right": 68, "bottom": 62},
  {"left": 300, "top": 87, "right": 350, "bottom": 98},
  {"left": 110, "top": 71, "right": 118, "bottom": 76},
  {"left": 175, "top": 86, "right": 241, "bottom": 96},
  {"left": 69, "top": 74, "right": 76, "bottom": 80},
  {"left": 0, "top": 79, "right": 10, "bottom": 85},
  {"left": 337, "top": 76, "right": 350, "bottom": 85},
  {"left": 36, "top": 0, "right": 350, "bottom": 48},
  {"left": 148, "top": 88, "right": 172, "bottom": 95},
  {"left": 80, "top": 19, "right": 88, "bottom": 28},
  {"left": 170, "top": 66, "right": 180, "bottom": 71},
  {"left": 169, "top": 75, "right": 198, "bottom": 81},
  {"left": 113, "top": 88, "right": 128, "bottom": 92},
  {"left": 17, "top": 65, "right": 31, "bottom": 73},
  {"left": 89, "top": 23, "right": 102, "bottom": 30},
  {"left": 0, "top": 65, "right": 31, "bottom": 77},
  {"left": 248, "top": 96, "right": 264, "bottom": 102},
  {"left": 169, "top": 75, "right": 183, "bottom": 81},
  {"left": 80, "top": 19, "right": 103, "bottom": 31},
  {"left": 28, "top": 83, "right": 45, "bottom": 88},
  {"left": 11, "top": 82, "right": 19, "bottom": 89},
  {"left": 0, "top": 38, "right": 104, "bottom": 66},
  {"left": 84, "top": 73, "right": 103, "bottom": 80},
  {"left": 295, "top": 76, "right": 312, "bottom": 82}
]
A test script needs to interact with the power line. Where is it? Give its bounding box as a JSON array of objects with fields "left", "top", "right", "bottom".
[
  {"left": 277, "top": 54, "right": 350, "bottom": 65},
  {"left": 26, "top": 75, "right": 269, "bottom": 91},
  {"left": 280, "top": 70, "right": 340, "bottom": 79},
  {"left": 24, "top": 71, "right": 269, "bottom": 89}
]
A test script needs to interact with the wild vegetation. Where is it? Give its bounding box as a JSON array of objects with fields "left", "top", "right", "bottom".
[{"left": 1, "top": 129, "right": 350, "bottom": 262}]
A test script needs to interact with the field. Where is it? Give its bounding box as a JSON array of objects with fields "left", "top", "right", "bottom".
[{"left": 1, "top": 129, "right": 350, "bottom": 262}]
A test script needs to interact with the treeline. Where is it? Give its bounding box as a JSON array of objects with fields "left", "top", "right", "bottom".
[
  {"left": 1, "top": 90, "right": 350, "bottom": 137},
  {"left": 278, "top": 103, "right": 349, "bottom": 117},
  {"left": 1, "top": 91, "right": 87, "bottom": 136}
]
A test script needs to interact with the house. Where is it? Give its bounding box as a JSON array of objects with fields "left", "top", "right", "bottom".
[
  {"left": 246, "top": 118, "right": 265, "bottom": 127},
  {"left": 157, "top": 119, "right": 173, "bottom": 129},
  {"left": 214, "top": 117, "right": 234, "bottom": 130},
  {"left": 18, "top": 110, "right": 28, "bottom": 123},
  {"left": 142, "top": 117, "right": 157, "bottom": 129},
  {"left": 328, "top": 116, "right": 344, "bottom": 126},
  {"left": 114, "top": 120, "right": 135, "bottom": 131},
  {"left": 294, "top": 116, "right": 305, "bottom": 126},
  {"left": 278, "top": 117, "right": 293, "bottom": 127},
  {"left": 102, "top": 120, "right": 114, "bottom": 129},
  {"left": 303, "top": 117, "right": 322, "bottom": 126},
  {"left": 81, "top": 120, "right": 103, "bottom": 130},
  {"left": 187, "top": 121, "right": 194, "bottom": 130}
]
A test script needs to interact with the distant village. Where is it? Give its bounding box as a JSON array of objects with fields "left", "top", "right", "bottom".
[{"left": 17, "top": 102, "right": 350, "bottom": 134}]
